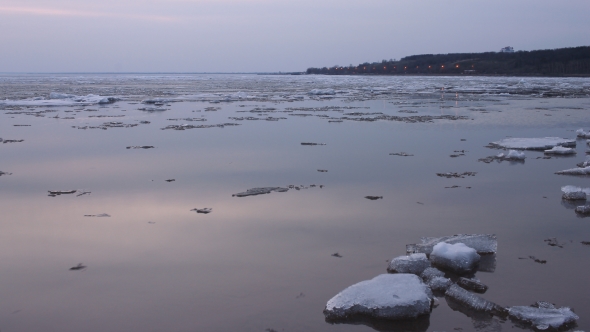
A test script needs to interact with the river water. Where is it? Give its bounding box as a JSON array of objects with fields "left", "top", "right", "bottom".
[{"left": 1, "top": 74, "right": 589, "bottom": 332}]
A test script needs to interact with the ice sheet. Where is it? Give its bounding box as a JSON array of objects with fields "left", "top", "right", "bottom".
[{"left": 490, "top": 137, "right": 576, "bottom": 150}]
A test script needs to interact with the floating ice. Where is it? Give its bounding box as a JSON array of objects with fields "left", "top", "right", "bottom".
[
  {"left": 556, "top": 166, "right": 590, "bottom": 175},
  {"left": 508, "top": 302, "right": 579, "bottom": 331},
  {"left": 574, "top": 204, "right": 590, "bottom": 215},
  {"left": 445, "top": 284, "right": 507, "bottom": 315},
  {"left": 406, "top": 234, "right": 497, "bottom": 256},
  {"left": 561, "top": 185, "right": 588, "bottom": 200},
  {"left": 544, "top": 146, "right": 576, "bottom": 155},
  {"left": 420, "top": 267, "right": 445, "bottom": 282},
  {"left": 1, "top": 93, "right": 118, "bottom": 106},
  {"left": 504, "top": 150, "right": 526, "bottom": 160},
  {"left": 576, "top": 128, "right": 590, "bottom": 138},
  {"left": 457, "top": 277, "right": 488, "bottom": 294},
  {"left": 387, "top": 253, "right": 431, "bottom": 275},
  {"left": 191, "top": 208, "right": 212, "bottom": 214},
  {"left": 430, "top": 243, "right": 481, "bottom": 274},
  {"left": 138, "top": 107, "right": 167, "bottom": 112},
  {"left": 232, "top": 187, "right": 289, "bottom": 197},
  {"left": 324, "top": 274, "right": 433, "bottom": 321},
  {"left": 309, "top": 88, "right": 335, "bottom": 95},
  {"left": 489, "top": 137, "right": 576, "bottom": 150}
]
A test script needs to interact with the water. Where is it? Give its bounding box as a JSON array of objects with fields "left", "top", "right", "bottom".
[{"left": 1, "top": 74, "right": 590, "bottom": 331}]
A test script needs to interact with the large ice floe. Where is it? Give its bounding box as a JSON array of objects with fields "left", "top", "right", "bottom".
[
  {"left": 323, "top": 274, "right": 433, "bottom": 321},
  {"left": 0, "top": 93, "right": 118, "bottom": 106},
  {"left": 489, "top": 137, "right": 576, "bottom": 150},
  {"left": 508, "top": 301, "right": 579, "bottom": 331},
  {"left": 576, "top": 128, "right": 590, "bottom": 139},
  {"left": 555, "top": 166, "right": 590, "bottom": 175}
]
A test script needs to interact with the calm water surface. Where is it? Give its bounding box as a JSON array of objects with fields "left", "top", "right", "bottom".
[{"left": 1, "top": 74, "right": 590, "bottom": 332}]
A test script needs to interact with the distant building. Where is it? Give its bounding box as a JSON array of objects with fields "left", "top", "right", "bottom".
[{"left": 500, "top": 46, "right": 515, "bottom": 53}]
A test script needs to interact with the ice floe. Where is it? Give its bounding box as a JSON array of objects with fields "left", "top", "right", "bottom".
[
  {"left": 508, "top": 301, "right": 579, "bottom": 331},
  {"left": 323, "top": 274, "right": 433, "bottom": 321},
  {"left": 430, "top": 242, "right": 480, "bottom": 274},
  {"left": 0, "top": 93, "right": 118, "bottom": 106},
  {"left": 387, "top": 253, "right": 431, "bottom": 275},
  {"left": 489, "top": 137, "right": 576, "bottom": 150},
  {"left": 561, "top": 186, "right": 589, "bottom": 200},
  {"left": 576, "top": 128, "right": 590, "bottom": 138},
  {"left": 309, "top": 88, "right": 335, "bottom": 95},
  {"left": 457, "top": 277, "right": 488, "bottom": 294}
]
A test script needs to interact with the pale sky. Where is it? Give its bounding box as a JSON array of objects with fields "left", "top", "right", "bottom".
[{"left": 1, "top": 0, "right": 589, "bottom": 73}]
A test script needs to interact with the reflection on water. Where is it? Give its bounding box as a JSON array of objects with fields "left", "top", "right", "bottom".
[{"left": 1, "top": 74, "right": 590, "bottom": 332}]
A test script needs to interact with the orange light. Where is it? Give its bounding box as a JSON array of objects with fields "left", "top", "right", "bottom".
[
  {"left": 428, "top": 66, "right": 431, "bottom": 69},
  {"left": 456, "top": 65, "right": 459, "bottom": 68},
  {"left": 441, "top": 65, "right": 444, "bottom": 68}
]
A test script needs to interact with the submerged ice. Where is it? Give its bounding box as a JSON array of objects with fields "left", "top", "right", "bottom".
[{"left": 508, "top": 302, "right": 579, "bottom": 330}]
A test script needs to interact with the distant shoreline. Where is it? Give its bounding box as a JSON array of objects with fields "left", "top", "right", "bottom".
[{"left": 306, "top": 46, "right": 590, "bottom": 77}]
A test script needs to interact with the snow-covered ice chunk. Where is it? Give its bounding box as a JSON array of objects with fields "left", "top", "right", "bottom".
[
  {"left": 430, "top": 243, "right": 480, "bottom": 274},
  {"left": 232, "top": 187, "right": 289, "bottom": 197},
  {"left": 504, "top": 150, "right": 526, "bottom": 160},
  {"left": 406, "top": 234, "right": 497, "bottom": 256},
  {"left": 544, "top": 146, "right": 576, "bottom": 155},
  {"left": 508, "top": 302, "right": 579, "bottom": 331},
  {"left": 556, "top": 166, "right": 590, "bottom": 175},
  {"left": 445, "top": 284, "right": 506, "bottom": 315},
  {"left": 387, "top": 253, "right": 431, "bottom": 275},
  {"left": 576, "top": 128, "right": 590, "bottom": 138},
  {"left": 426, "top": 276, "right": 452, "bottom": 292},
  {"left": 562, "top": 191, "right": 587, "bottom": 201},
  {"left": 420, "top": 267, "right": 445, "bottom": 282},
  {"left": 561, "top": 185, "right": 590, "bottom": 196},
  {"left": 324, "top": 274, "right": 433, "bottom": 321},
  {"left": 490, "top": 137, "right": 576, "bottom": 150}
]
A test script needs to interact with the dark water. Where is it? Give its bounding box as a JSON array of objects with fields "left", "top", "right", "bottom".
[{"left": 1, "top": 74, "right": 589, "bottom": 332}]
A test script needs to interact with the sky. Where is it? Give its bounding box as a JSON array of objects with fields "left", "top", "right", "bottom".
[{"left": 0, "top": 0, "right": 589, "bottom": 73}]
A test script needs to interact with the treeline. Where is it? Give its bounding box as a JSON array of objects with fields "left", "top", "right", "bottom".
[{"left": 306, "top": 46, "right": 590, "bottom": 76}]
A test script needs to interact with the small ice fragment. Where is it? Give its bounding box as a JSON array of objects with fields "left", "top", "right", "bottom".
[
  {"left": 309, "top": 88, "right": 335, "bottom": 95},
  {"left": 323, "top": 274, "right": 433, "bottom": 321},
  {"left": 489, "top": 137, "right": 576, "bottom": 150},
  {"left": 445, "top": 284, "right": 507, "bottom": 316},
  {"left": 69, "top": 263, "right": 87, "bottom": 271},
  {"left": 508, "top": 302, "right": 579, "bottom": 331},
  {"left": 562, "top": 191, "right": 587, "bottom": 201},
  {"left": 457, "top": 277, "right": 488, "bottom": 294},
  {"left": 387, "top": 253, "right": 431, "bottom": 275},
  {"left": 430, "top": 242, "right": 480, "bottom": 274},
  {"left": 126, "top": 146, "right": 154, "bottom": 149},
  {"left": 191, "top": 208, "right": 212, "bottom": 214},
  {"left": 232, "top": 187, "right": 289, "bottom": 197},
  {"left": 544, "top": 146, "right": 576, "bottom": 155},
  {"left": 365, "top": 196, "right": 383, "bottom": 200},
  {"left": 575, "top": 204, "right": 590, "bottom": 215},
  {"left": 301, "top": 142, "right": 326, "bottom": 146}
]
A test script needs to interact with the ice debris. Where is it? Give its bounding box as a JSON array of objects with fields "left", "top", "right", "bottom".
[
  {"left": 498, "top": 150, "right": 526, "bottom": 160},
  {"left": 544, "top": 146, "right": 576, "bottom": 155},
  {"left": 323, "top": 274, "right": 433, "bottom": 321},
  {"left": 84, "top": 213, "right": 110, "bottom": 217},
  {"left": 406, "top": 234, "right": 497, "bottom": 256},
  {"left": 420, "top": 267, "right": 445, "bottom": 282},
  {"left": 457, "top": 277, "right": 488, "bottom": 294},
  {"left": 426, "top": 276, "right": 452, "bottom": 293},
  {"left": 387, "top": 253, "right": 431, "bottom": 275},
  {"left": 69, "top": 263, "right": 87, "bottom": 271},
  {"left": 436, "top": 172, "right": 476, "bottom": 178},
  {"left": 508, "top": 301, "right": 579, "bottom": 331},
  {"left": 309, "top": 88, "right": 335, "bottom": 95},
  {"left": 232, "top": 187, "right": 289, "bottom": 197},
  {"left": 0, "top": 171, "right": 12, "bottom": 176},
  {"left": 445, "top": 284, "right": 506, "bottom": 316},
  {"left": 430, "top": 242, "right": 481, "bottom": 274},
  {"left": 489, "top": 137, "right": 576, "bottom": 150},
  {"left": 301, "top": 142, "right": 326, "bottom": 146},
  {"left": 126, "top": 146, "right": 154, "bottom": 149},
  {"left": 390, "top": 152, "right": 414, "bottom": 157},
  {"left": 191, "top": 208, "right": 212, "bottom": 214},
  {"left": 48, "top": 190, "right": 77, "bottom": 197},
  {"left": 365, "top": 196, "right": 383, "bottom": 200}
]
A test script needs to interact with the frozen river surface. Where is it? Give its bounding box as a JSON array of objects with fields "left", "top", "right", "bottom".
[{"left": 1, "top": 74, "right": 590, "bottom": 332}]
